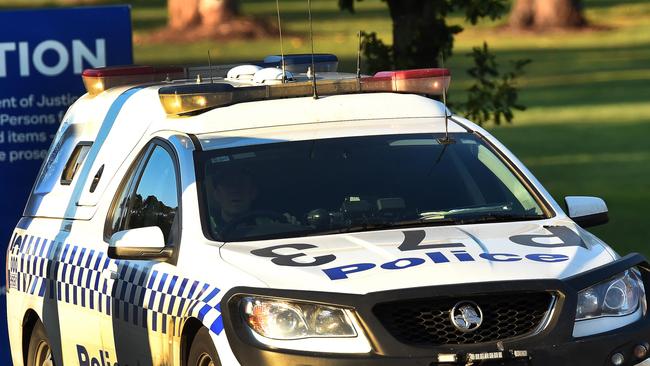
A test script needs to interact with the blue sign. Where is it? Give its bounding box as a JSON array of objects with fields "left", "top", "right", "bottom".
[{"left": 0, "top": 6, "right": 133, "bottom": 364}]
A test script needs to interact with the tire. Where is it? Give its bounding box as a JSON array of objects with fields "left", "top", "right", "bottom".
[
  {"left": 26, "top": 320, "right": 55, "bottom": 366},
  {"left": 188, "top": 327, "right": 222, "bottom": 366}
]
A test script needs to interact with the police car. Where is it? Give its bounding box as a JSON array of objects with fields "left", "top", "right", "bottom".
[{"left": 5, "top": 54, "right": 650, "bottom": 366}]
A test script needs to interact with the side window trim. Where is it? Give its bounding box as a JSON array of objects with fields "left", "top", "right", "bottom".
[
  {"left": 103, "top": 144, "right": 153, "bottom": 242},
  {"left": 118, "top": 145, "right": 156, "bottom": 233},
  {"left": 104, "top": 139, "right": 183, "bottom": 249}
]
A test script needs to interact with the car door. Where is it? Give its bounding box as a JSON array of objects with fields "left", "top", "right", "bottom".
[{"left": 99, "top": 138, "right": 182, "bottom": 366}]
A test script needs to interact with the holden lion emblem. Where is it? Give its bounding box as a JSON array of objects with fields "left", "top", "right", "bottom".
[{"left": 450, "top": 301, "right": 483, "bottom": 333}]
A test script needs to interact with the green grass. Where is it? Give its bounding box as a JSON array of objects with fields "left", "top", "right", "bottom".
[{"left": 1, "top": 0, "right": 648, "bottom": 253}]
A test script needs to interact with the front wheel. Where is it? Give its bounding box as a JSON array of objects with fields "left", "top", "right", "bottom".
[
  {"left": 26, "top": 320, "right": 55, "bottom": 366},
  {"left": 188, "top": 327, "right": 221, "bottom": 366}
]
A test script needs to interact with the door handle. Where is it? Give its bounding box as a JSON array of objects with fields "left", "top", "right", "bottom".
[
  {"left": 102, "top": 269, "right": 120, "bottom": 280},
  {"left": 101, "top": 260, "right": 119, "bottom": 281},
  {"left": 101, "top": 269, "right": 119, "bottom": 280}
]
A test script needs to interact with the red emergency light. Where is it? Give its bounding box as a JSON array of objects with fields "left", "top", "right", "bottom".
[{"left": 367, "top": 68, "right": 451, "bottom": 95}]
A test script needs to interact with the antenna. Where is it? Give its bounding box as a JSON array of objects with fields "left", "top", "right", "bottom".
[
  {"left": 307, "top": 0, "right": 318, "bottom": 99},
  {"left": 356, "top": 31, "right": 362, "bottom": 79},
  {"left": 207, "top": 50, "right": 215, "bottom": 83},
  {"left": 439, "top": 53, "right": 454, "bottom": 145},
  {"left": 275, "top": 0, "right": 287, "bottom": 82}
]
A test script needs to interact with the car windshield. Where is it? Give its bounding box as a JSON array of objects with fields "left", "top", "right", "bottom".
[{"left": 196, "top": 133, "right": 547, "bottom": 242}]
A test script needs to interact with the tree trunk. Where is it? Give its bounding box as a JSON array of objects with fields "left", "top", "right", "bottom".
[
  {"left": 386, "top": 0, "right": 448, "bottom": 69},
  {"left": 509, "top": 0, "right": 535, "bottom": 28},
  {"left": 199, "top": 0, "right": 241, "bottom": 28},
  {"left": 168, "top": 0, "right": 240, "bottom": 30},
  {"left": 168, "top": 0, "right": 201, "bottom": 30},
  {"left": 510, "top": 0, "right": 586, "bottom": 29},
  {"left": 534, "top": 0, "right": 586, "bottom": 28}
]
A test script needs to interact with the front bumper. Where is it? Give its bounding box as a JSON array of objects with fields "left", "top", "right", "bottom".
[{"left": 221, "top": 253, "right": 650, "bottom": 366}]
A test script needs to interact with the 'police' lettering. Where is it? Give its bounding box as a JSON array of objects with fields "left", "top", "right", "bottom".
[
  {"left": 479, "top": 253, "right": 522, "bottom": 262},
  {"left": 322, "top": 251, "right": 572, "bottom": 280},
  {"left": 76, "top": 345, "right": 117, "bottom": 366},
  {"left": 77, "top": 345, "right": 89, "bottom": 366},
  {"left": 526, "top": 253, "right": 569, "bottom": 263},
  {"left": 451, "top": 250, "right": 474, "bottom": 262},
  {"left": 381, "top": 258, "right": 425, "bottom": 270},
  {"left": 323, "top": 263, "right": 375, "bottom": 280}
]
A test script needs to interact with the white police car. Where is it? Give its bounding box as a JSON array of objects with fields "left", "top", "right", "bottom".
[{"left": 6, "top": 54, "right": 650, "bottom": 366}]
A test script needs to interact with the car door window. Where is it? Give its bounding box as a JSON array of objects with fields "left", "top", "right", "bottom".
[{"left": 108, "top": 143, "right": 180, "bottom": 245}]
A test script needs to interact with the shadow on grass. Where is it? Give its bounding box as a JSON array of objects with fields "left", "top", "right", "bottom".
[
  {"left": 447, "top": 43, "right": 650, "bottom": 108},
  {"left": 490, "top": 121, "right": 650, "bottom": 254},
  {"left": 585, "top": 0, "right": 650, "bottom": 9}
]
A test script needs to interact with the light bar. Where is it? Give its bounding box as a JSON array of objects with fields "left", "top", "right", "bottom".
[
  {"left": 159, "top": 68, "right": 450, "bottom": 116},
  {"left": 373, "top": 68, "right": 451, "bottom": 95},
  {"left": 82, "top": 65, "right": 185, "bottom": 96},
  {"left": 262, "top": 54, "right": 339, "bottom": 73}
]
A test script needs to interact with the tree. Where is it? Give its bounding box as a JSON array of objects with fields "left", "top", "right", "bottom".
[
  {"left": 510, "top": 0, "right": 587, "bottom": 29},
  {"left": 341, "top": 0, "right": 507, "bottom": 70},
  {"left": 340, "top": 0, "right": 529, "bottom": 125},
  {"left": 154, "top": 0, "right": 272, "bottom": 42},
  {"left": 168, "top": 0, "right": 240, "bottom": 30}
]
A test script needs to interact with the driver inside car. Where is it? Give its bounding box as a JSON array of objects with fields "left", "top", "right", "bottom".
[{"left": 208, "top": 167, "right": 298, "bottom": 239}]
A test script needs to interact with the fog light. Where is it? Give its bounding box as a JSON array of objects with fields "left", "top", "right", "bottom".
[
  {"left": 611, "top": 352, "right": 625, "bottom": 365},
  {"left": 634, "top": 344, "right": 649, "bottom": 359}
]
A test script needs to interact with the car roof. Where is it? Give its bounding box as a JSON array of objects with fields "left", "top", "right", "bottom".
[{"left": 155, "top": 91, "right": 460, "bottom": 136}]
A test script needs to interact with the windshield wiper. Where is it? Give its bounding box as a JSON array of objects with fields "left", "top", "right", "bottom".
[
  {"left": 307, "top": 213, "right": 544, "bottom": 237},
  {"left": 419, "top": 203, "right": 513, "bottom": 220},
  {"left": 309, "top": 217, "right": 461, "bottom": 236},
  {"left": 229, "top": 213, "right": 544, "bottom": 241},
  {"left": 455, "top": 213, "right": 545, "bottom": 225}
]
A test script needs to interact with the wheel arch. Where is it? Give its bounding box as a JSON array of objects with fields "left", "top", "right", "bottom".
[
  {"left": 180, "top": 317, "right": 204, "bottom": 366},
  {"left": 21, "top": 309, "right": 40, "bottom": 366}
]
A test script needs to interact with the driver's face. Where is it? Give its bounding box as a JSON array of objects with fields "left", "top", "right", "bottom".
[{"left": 213, "top": 173, "right": 257, "bottom": 218}]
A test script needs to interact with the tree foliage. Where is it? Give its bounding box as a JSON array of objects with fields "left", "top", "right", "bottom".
[
  {"left": 340, "top": 0, "right": 529, "bottom": 125},
  {"left": 461, "top": 43, "right": 531, "bottom": 125}
]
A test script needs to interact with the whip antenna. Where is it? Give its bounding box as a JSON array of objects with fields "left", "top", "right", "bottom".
[
  {"left": 357, "top": 31, "right": 361, "bottom": 79},
  {"left": 439, "top": 53, "right": 454, "bottom": 144},
  {"left": 275, "top": 0, "right": 287, "bottom": 82},
  {"left": 308, "top": 0, "right": 318, "bottom": 99},
  {"left": 208, "top": 50, "right": 214, "bottom": 83},
  {"left": 356, "top": 31, "right": 362, "bottom": 79}
]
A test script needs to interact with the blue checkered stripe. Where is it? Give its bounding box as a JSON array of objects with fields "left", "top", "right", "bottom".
[{"left": 9, "top": 234, "right": 224, "bottom": 336}]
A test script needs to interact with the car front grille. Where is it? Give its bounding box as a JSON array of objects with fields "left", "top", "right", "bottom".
[{"left": 373, "top": 292, "right": 554, "bottom": 346}]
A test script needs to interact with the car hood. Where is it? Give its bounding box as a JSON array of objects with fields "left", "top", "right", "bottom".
[{"left": 219, "top": 219, "right": 617, "bottom": 294}]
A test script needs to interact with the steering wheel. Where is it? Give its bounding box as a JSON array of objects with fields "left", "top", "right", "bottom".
[{"left": 221, "top": 210, "right": 289, "bottom": 237}]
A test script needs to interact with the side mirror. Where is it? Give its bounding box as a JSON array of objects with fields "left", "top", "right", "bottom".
[
  {"left": 108, "top": 226, "right": 173, "bottom": 260},
  {"left": 565, "top": 196, "right": 609, "bottom": 228}
]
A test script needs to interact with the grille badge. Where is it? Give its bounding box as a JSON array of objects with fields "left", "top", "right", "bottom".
[{"left": 450, "top": 301, "right": 483, "bottom": 333}]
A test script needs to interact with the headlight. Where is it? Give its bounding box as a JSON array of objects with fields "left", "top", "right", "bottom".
[
  {"left": 576, "top": 269, "right": 646, "bottom": 320},
  {"left": 241, "top": 296, "right": 357, "bottom": 339}
]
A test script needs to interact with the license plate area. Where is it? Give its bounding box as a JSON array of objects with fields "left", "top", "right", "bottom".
[{"left": 434, "top": 350, "right": 531, "bottom": 365}]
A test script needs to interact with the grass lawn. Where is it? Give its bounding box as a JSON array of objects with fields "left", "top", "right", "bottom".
[{"left": 1, "top": 0, "right": 648, "bottom": 254}]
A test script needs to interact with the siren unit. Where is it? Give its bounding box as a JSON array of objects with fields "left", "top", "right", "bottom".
[{"left": 81, "top": 54, "right": 451, "bottom": 116}]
